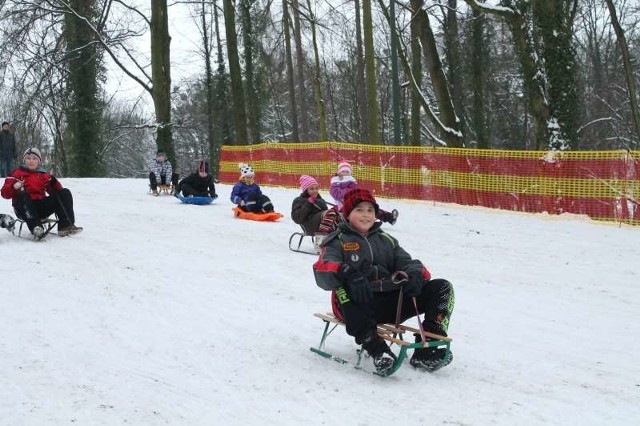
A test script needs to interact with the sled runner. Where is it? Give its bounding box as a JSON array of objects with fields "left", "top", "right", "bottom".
[
  {"left": 149, "top": 184, "right": 174, "bottom": 196},
  {"left": 310, "top": 312, "right": 452, "bottom": 377},
  {"left": 289, "top": 225, "right": 325, "bottom": 255},
  {"left": 175, "top": 194, "right": 216, "bottom": 205},
  {"left": 233, "top": 207, "right": 283, "bottom": 222},
  {"left": 12, "top": 217, "right": 59, "bottom": 240}
]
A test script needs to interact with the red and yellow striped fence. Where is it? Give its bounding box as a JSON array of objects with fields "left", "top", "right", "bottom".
[{"left": 219, "top": 142, "right": 640, "bottom": 225}]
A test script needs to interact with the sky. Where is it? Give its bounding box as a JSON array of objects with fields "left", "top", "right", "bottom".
[{"left": 1, "top": 178, "right": 639, "bottom": 425}]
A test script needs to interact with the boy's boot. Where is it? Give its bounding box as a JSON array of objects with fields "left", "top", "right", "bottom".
[
  {"left": 32, "top": 225, "right": 45, "bottom": 240},
  {"left": 410, "top": 333, "right": 453, "bottom": 372},
  {"left": 361, "top": 330, "right": 396, "bottom": 375}
]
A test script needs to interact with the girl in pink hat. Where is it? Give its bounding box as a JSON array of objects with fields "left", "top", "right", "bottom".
[{"left": 329, "top": 161, "right": 399, "bottom": 225}]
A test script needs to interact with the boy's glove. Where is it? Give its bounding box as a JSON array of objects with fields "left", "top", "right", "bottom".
[
  {"left": 404, "top": 272, "right": 423, "bottom": 298},
  {"left": 339, "top": 264, "right": 372, "bottom": 304},
  {"left": 13, "top": 180, "right": 23, "bottom": 190}
]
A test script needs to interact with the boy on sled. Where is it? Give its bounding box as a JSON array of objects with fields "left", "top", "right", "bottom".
[{"left": 313, "top": 188, "right": 455, "bottom": 375}]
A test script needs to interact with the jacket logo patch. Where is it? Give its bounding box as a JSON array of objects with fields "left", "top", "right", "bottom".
[{"left": 342, "top": 242, "right": 360, "bottom": 251}]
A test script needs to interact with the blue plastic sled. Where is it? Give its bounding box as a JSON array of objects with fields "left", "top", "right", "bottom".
[{"left": 175, "top": 194, "right": 216, "bottom": 205}]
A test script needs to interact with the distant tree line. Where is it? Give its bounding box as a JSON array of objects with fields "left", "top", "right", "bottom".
[{"left": 0, "top": 0, "right": 638, "bottom": 178}]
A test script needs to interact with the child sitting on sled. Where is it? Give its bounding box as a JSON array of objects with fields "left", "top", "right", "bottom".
[
  {"left": 0, "top": 147, "right": 82, "bottom": 238},
  {"left": 330, "top": 161, "right": 399, "bottom": 225},
  {"left": 313, "top": 188, "right": 454, "bottom": 375},
  {"left": 149, "top": 149, "right": 179, "bottom": 195},
  {"left": 174, "top": 160, "right": 218, "bottom": 199},
  {"left": 230, "top": 164, "right": 274, "bottom": 213},
  {"left": 291, "top": 175, "right": 342, "bottom": 235}
]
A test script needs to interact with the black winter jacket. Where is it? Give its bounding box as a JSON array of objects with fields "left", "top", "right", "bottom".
[
  {"left": 177, "top": 173, "right": 216, "bottom": 197},
  {"left": 291, "top": 192, "right": 329, "bottom": 234},
  {"left": 313, "top": 221, "right": 430, "bottom": 293}
]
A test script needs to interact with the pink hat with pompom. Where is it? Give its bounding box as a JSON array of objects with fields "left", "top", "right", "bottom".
[{"left": 337, "top": 161, "right": 352, "bottom": 175}]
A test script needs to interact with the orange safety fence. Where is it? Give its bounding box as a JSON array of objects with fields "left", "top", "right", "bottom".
[{"left": 219, "top": 142, "right": 640, "bottom": 226}]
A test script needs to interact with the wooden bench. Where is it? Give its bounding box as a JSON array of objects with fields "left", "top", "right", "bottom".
[{"left": 310, "top": 312, "right": 452, "bottom": 376}]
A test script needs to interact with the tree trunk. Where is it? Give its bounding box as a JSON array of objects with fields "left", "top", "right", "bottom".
[
  {"left": 150, "top": 0, "right": 174, "bottom": 161},
  {"left": 605, "top": 0, "right": 640, "bottom": 145},
  {"left": 291, "top": 0, "right": 309, "bottom": 141},
  {"left": 283, "top": 0, "right": 299, "bottom": 142},
  {"left": 444, "top": 0, "right": 465, "bottom": 144},
  {"left": 471, "top": 8, "right": 488, "bottom": 148},
  {"left": 223, "top": 0, "right": 248, "bottom": 145},
  {"left": 64, "top": 0, "right": 103, "bottom": 176},
  {"left": 354, "top": 0, "right": 368, "bottom": 143},
  {"left": 240, "top": 0, "right": 259, "bottom": 143},
  {"left": 363, "top": 0, "right": 380, "bottom": 144},
  {"left": 415, "top": 5, "right": 462, "bottom": 146},
  {"left": 306, "top": 0, "right": 327, "bottom": 141},
  {"left": 533, "top": 0, "right": 578, "bottom": 150},
  {"left": 200, "top": 0, "right": 217, "bottom": 177},
  {"left": 213, "top": 0, "right": 232, "bottom": 150},
  {"left": 409, "top": 0, "right": 423, "bottom": 146}
]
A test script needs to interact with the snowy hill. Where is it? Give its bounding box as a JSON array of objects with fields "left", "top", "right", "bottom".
[{"left": 1, "top": 178, "right": 639, "bottom": 425}]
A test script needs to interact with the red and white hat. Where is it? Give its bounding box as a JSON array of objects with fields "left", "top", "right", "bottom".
[
  {"left": 299, "top": 175, "right": 319, "bottom": 193},
  {"left": 337, "top": 161, "right": 352, "bottom": 175}
]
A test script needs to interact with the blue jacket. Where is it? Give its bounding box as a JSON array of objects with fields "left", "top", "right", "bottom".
[{"left": 230, "top": 181, "right": 263, "bottom": 205}]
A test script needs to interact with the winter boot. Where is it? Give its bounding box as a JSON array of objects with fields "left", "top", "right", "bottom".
[
  {"left": 361, "top": 331, "right": 397, "bottom": 375},
  {"left": 410, "top": 334, "right": 453, "bottom": 372},
  {"left": 58, "top": 224, "right": 83, "bottom": 237},
  {"left": 32, "top": 225, "right": 45, "bottom": 240}
]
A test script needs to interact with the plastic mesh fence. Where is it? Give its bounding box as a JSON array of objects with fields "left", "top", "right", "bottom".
[{"left": 220, "top": 142, "right": 640, "bottom": 225}]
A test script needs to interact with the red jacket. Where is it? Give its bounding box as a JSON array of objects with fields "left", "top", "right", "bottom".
[{"left": 1, "top": 166, "right": 64, "bottom": 208}]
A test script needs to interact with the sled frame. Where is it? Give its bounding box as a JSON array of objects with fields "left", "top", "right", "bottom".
[
  {"left": 149, "top": 184, "right": 174, "bottom": 195},
  {"left": 288, "top": 226, "right": 323, "bottom": 255},
  {"left": 12, "top": 216, "right": 59, "bottom": 240},
  {"left": 310, "top": 312, "right": 452, "bottom": 377}
]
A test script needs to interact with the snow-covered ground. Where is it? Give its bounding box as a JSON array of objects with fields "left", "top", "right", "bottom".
[{"left": 1, "top": 178, "right": 638, "bottom": 425}]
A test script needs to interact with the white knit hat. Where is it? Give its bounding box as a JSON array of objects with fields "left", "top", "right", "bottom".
[
  {"left": 23, "top": 147, "right": 42, "bottom": 163},
  {"left": 239, "top": 163, "right": 255, "bottom": 178}
]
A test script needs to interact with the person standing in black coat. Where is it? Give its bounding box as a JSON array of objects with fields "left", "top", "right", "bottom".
[
  {"left": 175, "top": 161, "right": 217, "bottom": 198},
  {"left": 0, "top": 122, "right": 16, "bottom": 177}
]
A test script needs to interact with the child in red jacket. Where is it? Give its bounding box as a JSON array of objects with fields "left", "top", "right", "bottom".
[{"left": 1, "top": 147, "right": 82, "bottom": 239}]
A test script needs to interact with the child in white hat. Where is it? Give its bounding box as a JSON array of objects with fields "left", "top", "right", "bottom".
[{"left": 230, "top": 163, "right": 275, "bottom": 213}]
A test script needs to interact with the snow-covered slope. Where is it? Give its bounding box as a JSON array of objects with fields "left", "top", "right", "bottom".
[{"left": 1, "top": 178, "right": 638, "bottom": 425}]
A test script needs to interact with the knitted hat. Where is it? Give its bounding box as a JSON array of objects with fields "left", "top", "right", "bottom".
[
  {"left": 337, "top": 161, "right": 352, "bottom": 175},
  {"left": 239, "top": 163, "right": 255, "bottom": 178},
  {"left": 199, "top": 160, "right": 209, "bottom": 174},
  {"left": 299, "top": 175, "right": 319, "bottom": 193},
  {"left": 23, "top": 147, "right": 42, "bottom": 163},
  {"left": 342, "top": 188, "right": 379, "bottom": 218}
]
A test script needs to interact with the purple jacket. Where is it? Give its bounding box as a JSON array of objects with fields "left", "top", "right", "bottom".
[{"left": 329, "top": 175, "right": 358, "bottom": 210}]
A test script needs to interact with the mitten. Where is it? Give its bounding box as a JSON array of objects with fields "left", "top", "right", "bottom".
[
  {"left": 403, "top": 272, "right": 423, "bottom": 298},
  {"left": 308, "top": 196, "right": 316, "bottom": 204},
  {"left": 339, "top": 264, "right": 372, "bottom": 304},
  {"left": 13, "top": 180, "right": 23, "bottom": 190}
]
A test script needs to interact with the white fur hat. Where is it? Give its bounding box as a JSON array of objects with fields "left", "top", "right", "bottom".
[{"left": 239, "top": 163, "right": 255, "bottom": 178}]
